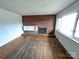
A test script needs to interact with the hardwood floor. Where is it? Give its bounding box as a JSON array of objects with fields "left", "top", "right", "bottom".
[
  {"left": 48, "top": 36, "right": 73, "bottom": 59},
  {"left": 0, "top": 36, "right": 26, "bottom": 59},
  {"left": 0, "top": 34, "right": 73, "bottom": 59}
]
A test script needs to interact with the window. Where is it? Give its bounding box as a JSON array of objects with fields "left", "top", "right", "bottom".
[
  {"left": 23, "top": 26, "right": 38, "bottom": 32},
  {"left": 60, "top": 12, "right": 77, "bottom": 36},
  {"left": 74, "top": 19, "right": 79, "bottom": 38},
  {"left": 57, "top": 18, "right": 62, "bottom": 30},
  {"left": 56, "top": 12, "right": 79, "bottom": 43}
]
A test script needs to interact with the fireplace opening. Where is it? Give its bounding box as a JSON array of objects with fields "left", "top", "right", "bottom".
[{"left": 38, "top": 27, "right": 47, "bottom": 34}]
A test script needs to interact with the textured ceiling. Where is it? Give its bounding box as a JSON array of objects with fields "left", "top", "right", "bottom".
[{"left": 0, "top": 0, "right": 77, "bottom": 15}]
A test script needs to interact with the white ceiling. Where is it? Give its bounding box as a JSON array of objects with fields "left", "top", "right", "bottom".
[{"left": 0, "top": 0, "right": 77, "bottom": 15}]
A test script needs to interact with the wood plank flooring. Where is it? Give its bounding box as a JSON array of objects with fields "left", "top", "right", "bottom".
[
  {"left": 4, "top": 35, "right": 53, "bottom": 59},
  {"left": 48, "top": 36, "right": 73, "bottom": 59},
  {"left": 0, "top": 36, "right": 26, "bottom": 59},
  {"left": 0, "top": 34, "right": 73, "bottom": 59}
]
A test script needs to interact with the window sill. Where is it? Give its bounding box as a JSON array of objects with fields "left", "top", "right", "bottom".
[{"left": 56, "top": 30, "right": 79, "bottom": 44}]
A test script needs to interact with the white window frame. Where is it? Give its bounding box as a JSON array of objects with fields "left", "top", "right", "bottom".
[
  {"left": 56, "top": 12, "right": 79, "bottom": 43},
  {"left": 22, "top": 25, "right": 38, "bottom": 32},
  {"left": 74, "top": 14, "right": 79, "bottom": 39}
]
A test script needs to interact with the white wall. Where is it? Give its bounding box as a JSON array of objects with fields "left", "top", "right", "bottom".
[
  {"left": 0, "top": 8, "right": 23, "bottom": 47},
  {"left": 55, "top": 0, "right": 79, "bottom": 59}
]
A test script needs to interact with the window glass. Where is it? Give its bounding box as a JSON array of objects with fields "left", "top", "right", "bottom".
[
  {"left": 60, "top": 12, "right": 77, "bottom": 36},
  {"left": 57, "top": 18, "right": 62, "bottom": 30},
  {"left": 23, "top": 26, "right": 37, "bottom": 31}
]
